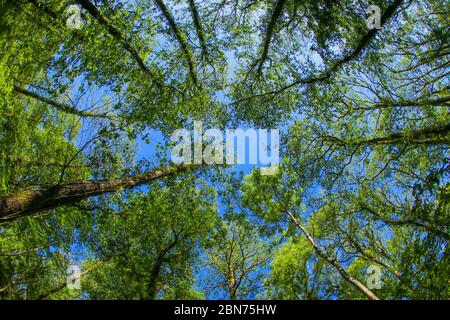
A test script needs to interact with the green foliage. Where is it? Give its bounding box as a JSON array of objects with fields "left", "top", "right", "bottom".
[{"left": 0, "top": 0, "right": 448, "bottom": 300}]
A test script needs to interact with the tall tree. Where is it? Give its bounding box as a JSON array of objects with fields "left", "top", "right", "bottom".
[
  {"left": 201, "top": 221, "right": 272, "bottom": 299},
  {"left": 0, "top": 0, "right": 448, "bottom": 300}
]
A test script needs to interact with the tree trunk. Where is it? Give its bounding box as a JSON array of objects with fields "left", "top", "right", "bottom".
[
  {"left": 147, "top": 238, "right": 179, "bottom": 299},
  {"left": 0, "top": 165, "right": 189, "bottom": 223},
  {"left": 147, "top": 253, "right": 164, "bottom": 300},
  {"left": 287, "top": 211, "right": 380, "bottom": 300}
]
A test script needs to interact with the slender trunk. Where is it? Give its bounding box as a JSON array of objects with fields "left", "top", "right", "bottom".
[
  {"left": 287, "top": 212, "right": 380, "bottom": 300},
  {"left": 364, "top": 96, "right": 450, "bottom": 110},
  {"left": 228, "top": 269, "right": 237, "bottom": 300},
  {"left": 13, "top": 85, "right": 111, "bottom": 119},
  {"left": 75, "top": 0, "right": 161, "bottom": 85},
  {"left": 0, "top": 165, "right": 189, "bottom": 223},
  {"left": 257, "top": 0, "right": 287, "bottom": 74},
  {"left": 323, "top": 123, "right": 450, "bottom": 147},
  {"left": 360, "top": 204, "right": 450, "bottom": 240},
  {"left": 188, "top": 0, "right": 207, "bottom": 57},
  {"left": 37, "top": 258, "right": 110, "bottom": 300},
  {"left": 154, "top": 0, "right": 198, "bottom": 86},
  {"left": 147, "top": 239, "right": 179, "bottom": 299},
  {"left": 147, "top": 253, "right": 164, "bottom": 300},
  {"left": 242, "top": 0, "right": 403, "bottom": 101}
]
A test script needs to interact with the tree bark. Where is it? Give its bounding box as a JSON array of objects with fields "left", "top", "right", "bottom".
[
  {"left": 256, "top": 0, "right": 287, "bottom": 74},
  {"left": 147, "top": 238, "right": 179, "bottom": 299},
  {"left": 36, "top": 259, "right": 109, "bottom": 300},
  {"left": 154, "top": 0, "right": 199, "bottom": 86},
  {"left": 287, "top": 211, "right": 380, "bottom": 300},
  {"left": 238, "top": 0, "right": 404, "bottom": 103},
  {"left": 188, "top": 0, "right": 208, "bottom": 58},
  {"left": 13, "top": 85, "right": 112, "bottom": 119},
  {"left": 322, "top": 123, "right": 450, "bottom": 147},
  {"left": 0, "top": 165, "right": 189, "bottom": 223},
  {"left": 147, "top": 253, "right": 165, "bottom": 300},
  {"left": 75, "top": 0, "right": 162, "bottom": 86}
]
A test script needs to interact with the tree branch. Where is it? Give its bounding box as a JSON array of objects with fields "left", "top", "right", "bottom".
[
  {"left": 13, "top": 84, "right": 113, "bottom": 119},
  {"left": 75, "top": 0, "right": 163, "bottom": 87},
  {"left": 154, "top": 0, "right": 199, "bottom": 86},
  {"left": 236, "top": 0, "right": 404, "bottom": 103},
  {"left": 256, "top": 0, "right": 287, "bottom": 74},
  {"left": 188, "top": 0, "right": 208, "bottom": 58},
  {"left": 321, "top": 123, "right": 450, "bottom": 147}
]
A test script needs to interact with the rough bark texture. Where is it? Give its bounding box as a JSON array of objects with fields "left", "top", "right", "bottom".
[{"left": 0, "top": 165, "right": 189, "bottom": 223}]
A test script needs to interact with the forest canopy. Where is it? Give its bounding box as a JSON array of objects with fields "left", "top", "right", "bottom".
[{"left": 0, "top": 0, "right": 448, "bottom": 300}]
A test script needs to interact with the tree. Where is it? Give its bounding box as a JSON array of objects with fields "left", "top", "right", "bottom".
[
  {"left": 0, "top": 0, "right": 448, "bottom": 300},
  {"left": 201, "top": 221, "right": 272, "bottom": 300}
]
